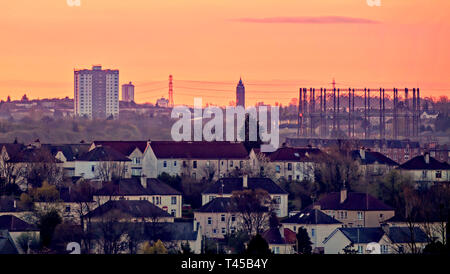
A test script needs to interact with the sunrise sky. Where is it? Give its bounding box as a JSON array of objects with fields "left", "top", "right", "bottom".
[{"left": 1, "top": 0, "right": 449, "bottom": 106}]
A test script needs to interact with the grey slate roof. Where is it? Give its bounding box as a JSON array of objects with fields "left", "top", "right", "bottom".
[
  {"left": 281, "top": 209, "right": 341, "bottom": 225},
  {"left": 0, "top": 230, "right": 19, "bottom": 254},
  {"left": 203, "top": 177, "right": 288, "bottom": 195},
  {"left": 196, "top": 197, "right": 235, "bottom": 213},
  {"left": 398, "top": 154, "right": 450, "bottom": 170},
  {"left": 351, "top": 150, "right": 398, "bottom": 166},
  {"left": 387, "top": 227, "right": 429, "bottom": 243},
  {"left": 339, "top": 227, "right": 385, "bottom": 244},
  {"left": 94, "top": 178, "right": 181, "bottom": 196},
  {"left": 315, "top": 191, "right": 393, "bottom": 211},
  {"left": 85, "top": 200, "right": 172, "bottom": 219},
  {"left": 78, "top": 146, "right": 131, "bottom": 162}
]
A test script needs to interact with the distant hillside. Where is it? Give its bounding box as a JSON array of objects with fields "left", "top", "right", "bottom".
[{"left": 0, "top": 116, "right": 173, "bottom": 144}]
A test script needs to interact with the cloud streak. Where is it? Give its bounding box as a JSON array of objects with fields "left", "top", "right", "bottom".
[{"left": 233, "top": 16, "right": 380, "bottom": 24}]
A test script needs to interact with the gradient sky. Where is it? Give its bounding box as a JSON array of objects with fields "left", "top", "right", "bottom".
[{"left": 0, "top": 0, "right": 449, "bottom": 106}]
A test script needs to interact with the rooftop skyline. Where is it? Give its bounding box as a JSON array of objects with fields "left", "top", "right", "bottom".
[{"left": 1, "top": 1, "right": 449, "bottom": 106}]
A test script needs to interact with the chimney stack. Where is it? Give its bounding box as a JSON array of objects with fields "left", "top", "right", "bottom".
[
  {"left": 360, "top": 148, "right": 366, "bottom": 160},
  {"left": 243, "top": 174, "right": 248, "bottom": 188},
  {"left": 140, "top": 175, "right": 147, "bottom": 189},
  {"left": 425, "top": 153, "right": 430, "bottom": 164},
  {"left": 340, "top": 188, "right": 347, "bottom": 204}
]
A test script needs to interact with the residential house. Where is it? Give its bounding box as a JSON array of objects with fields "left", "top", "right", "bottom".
[
  {"left": 397, "top": 152, "right": 450, "bottom": 186},
  {"left": 89, "top": 221, "right": 202, "bottom": 254},
  {"left": 323, "top": 227, "right": 386, "bottom": 254},
  {"left": 45, "top": 143, "right": 91, "bottom": 177},
  {"left": 85, "top": 200, "right": 174, "bottom": 223},
  {"left": 261, "top": 227, "right": 296, "bottom": 254},
  {"left": 314, "top": 189, "right": 395, "bottom": 227},
  {"left": 90, "top": 141, "right": 147, "bottom": 177},
  {"left": 194, "top": 197, "right": 239, "bottom": 239},
  {"left": 73, "top": 145, "right": 132, "bottom": 180},
  {"left": 323, "top": 226, "right": 429, "bottom": 254},
  {"left": 141, "top": 141, "right": 249, "bottom": 180},
  {"left": 250, "top": 146, "right": 325, "bottom": 182},
  {"left": 383, "top": 215, "right": 447, "bottom": 244},
  {"left": 201, "top": 176, "right": 289, "bottom": 217},
  {"left": 281, "top": 208, "right": 342, "bottom": 252},
  {"left": 351, "top": 148, "right": 398, "bottom": 177},
  {"left": 93, "top": 177, "right": 182, "bottom": 217}
]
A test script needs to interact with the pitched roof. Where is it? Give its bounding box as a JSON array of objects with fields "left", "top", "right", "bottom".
[
  {"left": 78, "top": 145, "right": 131, "bottom": 162},
  {"left": 386, "top": 227, "right": 429, "bottom": 243},
  {"left": 315, "top": 191, "right": 393, "bottom": 211},
  {"left": 94, "top": 178, "right": 181, "bottom": 196},
  {"left": 262, "top": 227, "right": 287, "bottom": 245},
  {"left": 203, "top": 177, "right": 288, "bottom": 195},
  {"left": 352, "top": 150, "right": 398, "bottom": 166},
  {"left": 0, "top": 215, "right": 38, "bottom": 232},
  {"left": 0, "top": 230, "right": 19, "bottom": 254},
  {"left": 5, "top": 147, "right": 62, "bottom": 163},
  {"left": 338, "top": 227, "right": 385, "bottom": 244},
  {"left": 145, "top": 178, "right": 182, "bottom": 195},
  {"left": 92, "top": 141, "right": 147, "bottom": 156},
  {"left": 281, "top": 208, "right": 341, "bottom": 225},
  {"left": 148, "top": 141, "right": 249, "bottom": 159},
  {"left": 85, "top": 200, "right": 172, "bottom": 219},
  {"left": 264, "top": 147, "right": 325, "bottom": 162},
  {"left": 44, "top": 144, "right": 91, "bottom": 161},
  {"left": 398, "top": 154, "right": 450, "bottom": 170},
  {"left": 196, "top": 197, "right": 235, "bottom": 213}
]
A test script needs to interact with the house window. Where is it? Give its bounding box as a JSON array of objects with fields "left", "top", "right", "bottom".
[
  {"left": 192, "top": 172, "right": 196, "bottom": 179},
  {"left": 230, "top": 161, "right": 234, "bottom": 167},
  {"left": 174, "top": 161, "right": 177, "bottom": 167},
  {"left": 311, "top": 229, "right": 315, "bottom": 238},
  {"left": 272, "top": 247, "right": 280, "bottom": 254},
  {"left": 207, "top": 217, "right": 212, "bottom": 225},
  {"left": 381, "top": 245, "right": 389, "bottom": 254},
  {"left": 274, "top": 196, "right": 281, "bottom": 204},
  {"left": 221, "top": 227, "right": 226, "bottom": 234},
  {"left": 239, "top": 161, "right": 243, "bottom": 168},
  {"left": 436, "top": 170, "right": 442, "bottom": 179},
  {"left": 288, "top": 163, "right": 292, "bottom": 171},
  {"left": 276, "top": 165, "right": 280, "bottom": 173},
  {"left": 152, "top": 196, "right": 161, "bottom": 205},
  {"left": 220, "top": 214, "right": 225, "bottom": 222},
  {"left": 357, "top": 212, "right": 363, "bottom": 220},
  {"left": 65, "top": 205, "right": 71, "bottom": 213},
  {"left": 221, "top": 161, "right": 224, "bottom": 166},
  {"left": 163, "top": 161, "right": 167, "bottom": 168},
  {"left": 357, "top": 246, "right": 363, "bottom": 254},
  {"left": 231, "top": 215, "right": 236, "bottom": 222},
  {"left": 230, "top": 227, "right": 236, "bottom": 233},
  {"left": 193, "top": 161, "right": 197, "bottom": 169},
  {"left": 422, "top": 170, "right": 428, "bottom": 179},
  {"left": 213, "top": 229, "right": 217, "bottom": 234},
  {"left": 91, "top": 165, "right": 95, "bottom": 172},
  {"left": 134, "top": 157, "right": 141, "bottom": 164},
  {"left": 183, "top": 161, "right": 187, "bottom": 167},
  {"left": 171, "top": 209, "right": 176, "bottom": 216},
  {"left": 171, "top": 196, "right": 177, "bottom": 205}
]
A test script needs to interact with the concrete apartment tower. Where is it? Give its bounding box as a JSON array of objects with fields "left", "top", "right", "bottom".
[
  {"left": 74, "top": 65, "right": 119, "bottom": 119},
  {"left": 122, "top": 82, "right": 135, "bottom": 102},
  {"left": 236, "top": 78, "right": 245, "bottom": 108}
]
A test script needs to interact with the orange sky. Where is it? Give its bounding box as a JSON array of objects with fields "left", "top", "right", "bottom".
[{"left": 0, "top": 0, "right": 449, "bottom": 106}]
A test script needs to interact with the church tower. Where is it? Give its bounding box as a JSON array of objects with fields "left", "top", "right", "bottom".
[{"left": 236, "top": 78, "right": 245, "bottom": 108}]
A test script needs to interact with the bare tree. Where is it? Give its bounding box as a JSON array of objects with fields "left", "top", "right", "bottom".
[
  {"left": 95, "top": 161, "right": 127, "bottom": 182},
  {"left": 230, "top": 189, "right": 273, "bottom": 236}
]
